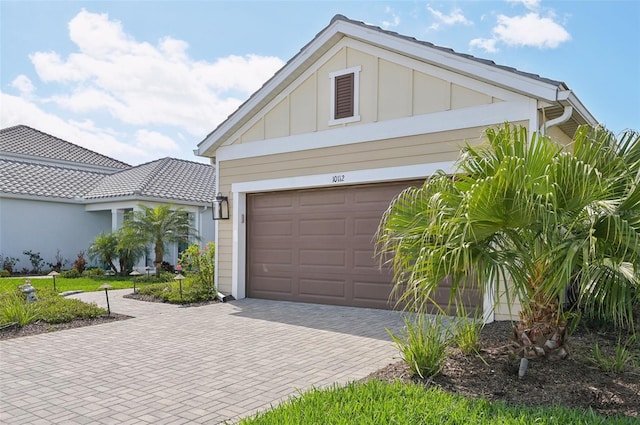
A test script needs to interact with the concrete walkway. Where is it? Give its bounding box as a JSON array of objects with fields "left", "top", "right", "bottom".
[{"left": 0, "top": 290, "right": 405, "bottom": 424}]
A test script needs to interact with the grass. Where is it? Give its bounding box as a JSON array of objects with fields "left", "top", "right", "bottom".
[
  {"left": 239, "top": 380, "right": 635, "bottom": 425},
  {"left": 0, "top": 276, "right": 134, "bottom": 293},
  {"left": 0, "top": 288, "right": 106, "bottom": 327}
]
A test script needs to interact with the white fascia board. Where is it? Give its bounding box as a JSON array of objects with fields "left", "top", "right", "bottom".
[
  {"left": 566, "top": 91, "right": 598, "bottom": 125},
  {"left": 341, "top": 23, "right": 561, "bottom": 101},
  {"left": 217, "top": 100, "right": 533, "bottom": 162},
  {"left": 197, "top": 20, "right": 344, "bottom": 156},
  {"left": 232, "top": 162, "right": 455, "bottom": 194},
  {"left": 84, "top": 197, "right": 209, "bottom": 211},
  {"left": 0, "top": 193, "right": 82, "bottom": 204}
]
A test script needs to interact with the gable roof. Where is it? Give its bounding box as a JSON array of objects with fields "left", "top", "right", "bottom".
[
  {"left": 84, "top": 157, "right": 217, "bottom": 204},
  {"left": 1, "top": 125, "right": 130, "bottom": 172},
  {"left": 197, "top": 14, "right": 596, "bottom": 157}
]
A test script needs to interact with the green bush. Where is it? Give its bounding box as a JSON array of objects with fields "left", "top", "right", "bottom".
[
  {"left": 137, "top": 276, "right": 216, "bottom": 304},
  {"left": 35, "top": 288, "right": 106, "bottom": 323},
  {"left": 388, "top": 314, "right": 451, "bottom": 379},
  {"left": 82, "top": 268, "right": 105, "bottom": 277},
  {"left": 0, "top": 290, "right": 40, "bottom": 327},
  {"left": 61, "top": 269, "right": 81, "bottom": 278},
  {"left": 0, "top": 270, "right": 11, "bottom": 278}
]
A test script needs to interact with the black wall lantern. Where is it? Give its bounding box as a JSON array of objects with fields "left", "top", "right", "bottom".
[{"left": 212, "top": 192, "right": 229, "bottom": 220}]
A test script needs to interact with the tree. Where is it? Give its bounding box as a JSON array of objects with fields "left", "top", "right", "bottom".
[
  {"left": 88, "top": 232, "right": 119, "bottom": 275},
  {"left": 121, "top": 204, "right": 198, "bottom": 276},
  {"left": 377, "top": 123, "right": 640, "bottom": 360},
  {"left": 88, "top": 230, "right": 145, "bottom": 276}
]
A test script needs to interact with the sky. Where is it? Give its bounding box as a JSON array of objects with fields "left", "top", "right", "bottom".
[{"left": 1, "top": 0, "right": 639, "bottom": 166}]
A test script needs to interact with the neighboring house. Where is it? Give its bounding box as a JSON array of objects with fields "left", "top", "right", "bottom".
[
  {"left": 195, "top": 15, "right": 597, "bottom": 321},
  {"left": 0, "top": 125, "right": 216, "bottom": 273}
]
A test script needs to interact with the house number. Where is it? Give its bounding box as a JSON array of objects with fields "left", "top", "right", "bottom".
[{"left": 332, "top": 174, "right": 345, "bottom": 183}]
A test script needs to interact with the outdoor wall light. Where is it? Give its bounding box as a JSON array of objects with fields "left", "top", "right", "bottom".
[{"left": 212, "top": 192, "right": 229, "bottom": 220}]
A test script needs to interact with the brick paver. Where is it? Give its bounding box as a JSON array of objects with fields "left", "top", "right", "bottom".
[{"left": 0, "top": 290, "right": 405, "bottom": 424}]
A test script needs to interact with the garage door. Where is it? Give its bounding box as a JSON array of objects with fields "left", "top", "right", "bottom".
[{"left": 247, "top": 181, "right": 482, "bottom": 311}]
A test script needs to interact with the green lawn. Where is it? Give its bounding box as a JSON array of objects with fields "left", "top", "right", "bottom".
[
  {"left": 240, "top": 380, "right": 633, "bottom": 425},
  {"left": 0, "top": 276, "right": 134, "bottom": 293}
]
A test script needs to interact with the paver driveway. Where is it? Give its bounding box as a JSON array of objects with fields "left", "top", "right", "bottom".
[{"left": 0, "top": 290, "right": 405, "bottom": 424}]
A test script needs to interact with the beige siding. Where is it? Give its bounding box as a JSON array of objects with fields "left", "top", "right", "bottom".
[
  {"left": 348, "top": 48, "right": 378, "bottom": 123},
  {"left": 241, "top": 119, "right": 264, "bottom": 143},
  {"left": 451, "top": 84, "right": 492, "bottom": 109},
  {"left": 378, "top": 59, "right": 412, "bottom": 120},
  {"left": 264, "top": 98, "right": 289, "bottom": 139},
  {"left": 413, "top": 71, "right": 450, "bottom": 115},
  {"left": 215, "top": 125, "right": 492, "bottom": 294},
  {"left": 546, "top": 125, "right": 573, "bottom": 146},
  {"left": 317, "top": 49, "right": 347, "bottom": 131},
  {"left": 290, "top": 75, "right": 317, "bottom": 135}
]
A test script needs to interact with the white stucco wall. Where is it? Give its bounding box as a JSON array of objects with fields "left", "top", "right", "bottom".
[{"left": 0, "top": 198, "right": 111, "bottom": 272}]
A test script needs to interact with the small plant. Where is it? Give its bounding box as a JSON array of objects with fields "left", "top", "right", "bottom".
[
  {"left": 61, "top": 269, "right": 81, "bottom": 278},
  {"left": 46, "top": 249, "right": 67, "bottom": 272},
  {"left": 587, "top": 334, "right": 637, "bottom": 373},
  {"left": 82, "top": 268, "right": 105, "bottom": 277},
  {"left": 73, "top": 251, "right": 87, "bottom": 274},
  {"left": 0, "top": 270, "right": 10, "bottom": 278},
  {"left": 1, "top": 255, "right": 19, "bottom": 274},
  {"left": 450, "top": 305, "right": 485, "bottom": 355},
  {"left": 23, "top": 250, "right": 45, "bottom": 274},
  {"left": 179, "top": 242, "right": 216, "bottom": 295},
  {"left": 387, "top": 314, "right": 451, "bottom": 379},
  {"left": 0, "top": 291, "right": 40, "bottom": 327}
]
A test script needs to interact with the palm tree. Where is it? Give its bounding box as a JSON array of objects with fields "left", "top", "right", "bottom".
[
  {"left": 377, "top": 123, "right": 640, "bottom": 360},
  {"left": 121, "top": 205, "right": 198, "bottom": 276},
  {"left": 88, "top": 232, "right": 119, "bottom": 275}
]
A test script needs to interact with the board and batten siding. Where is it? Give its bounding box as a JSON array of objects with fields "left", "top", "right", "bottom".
[{"left": 229, "top": 40, "right": 515, "bottom": 146}]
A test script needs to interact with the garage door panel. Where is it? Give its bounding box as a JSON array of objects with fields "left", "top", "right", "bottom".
[
  {"left": 299, "top": 249, "right": 346, "bottom": 267},
  {"left": 299, "top": 278, "right": 346, "bottom": 298},
  {"left": 252, "top": 249, "right": 292, "bottom": 265},
  {"left": 250, "top": 276, "right": 293, "bottom": 294},
  {"left": 247, "top": 180, "right": 481, "bottom": 312},
  {"left": 299, "top": 218, "right": 346, "bottom": 235}
]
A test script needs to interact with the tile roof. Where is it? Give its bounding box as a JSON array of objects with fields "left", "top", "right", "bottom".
[
  {"left": 1, "top": 125, "right": 216, "bottom": 204},
  {"left": 84, "top": 157, "right": 217, "bottom": 203},
  {"left": 0, "top": 158, "right": 109, "bottom": 199},
  {"left": 0, "top": 125, "right": 130, "bottom": 171}
]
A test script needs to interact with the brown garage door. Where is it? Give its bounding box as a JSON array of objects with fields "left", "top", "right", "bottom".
[{"left": 247, "top": 181, "right": 481, "bottom": 311}]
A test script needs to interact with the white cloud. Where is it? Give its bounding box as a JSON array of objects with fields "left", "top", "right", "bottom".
[
  {"left": 134, "top": 129, "right": 179, "bottom": 152},
  {"left": 0, "top": 92, "right": 152, "bottom": 162},
  {"left": 469, "top": 38, "right": 499, "bottom": 53},
  {"left": 470, "top": 11, "right": 570, "bottom": 52},
  {"left": 10, "top": 75, "right": 36, "bottom": 98},
  {"left": 427, "top": 6, "right": 472, "bottom": 30},
  {"left": 494, "top": 13, "right": 570, "bottom": 48},
  {"left": 382, "top": 7, "right": 400, "bottom": 29},
  {"left": 25, "top": 10, "right": 285, "bottom": 137},
  {"left": 506, "top": 0, "right": 541, "bottom": 11}
]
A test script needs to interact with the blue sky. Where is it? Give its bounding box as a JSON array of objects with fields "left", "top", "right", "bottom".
[{"left": 1, "top": 0, "right": 639, "bottom": 165}]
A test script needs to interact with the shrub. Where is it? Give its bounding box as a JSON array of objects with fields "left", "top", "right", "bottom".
[
  {"left": 61, "top": 269, "right": 81, "bottom": 278},
  {"left": 160, "top": 261, "right": 175, "bottom": 273},
  {"left": 450, "top": 305, "right": 484, "bottom": 355},
  {"left": 587, "top": 334, "right": 637, "bottom": 373},
  {"left": 82, "top": 268, "right": 105, "bottom": 277},
  {"left": 23, "top": 250, "right": 45, "bottom": 274},
  {"left": 137, "top": 276, "right": 216, "bottom": 304},
  {"left": 73, "top": 251, "right": 87, "bottom": 274},
  {"left": 0, "top": 290, "right": 40, "bottom": 327},
  {"left": 387, "top": 314, "right": 451, "bottom": 379},
  {"left": 1, "top": 255, "right": 19, "bottom": 274},
  {"left": 46, "top": 249, "right": 67, "bottom": 272},
  {"left": 179, "top": 242, "right": 215, "bottom": 292},
  {"left": 0, "top": 270, "right": 10, "bottom": 278}
]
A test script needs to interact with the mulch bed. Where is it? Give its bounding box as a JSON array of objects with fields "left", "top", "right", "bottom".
[
  {"left": 365, "top": 321, "right": 640, "bottom": 418},
  {"left": 0, "top": 313, "right": 131, "bottom": 341}
]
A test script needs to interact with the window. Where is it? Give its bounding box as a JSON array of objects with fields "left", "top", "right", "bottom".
[{"left": 329, "top": 66, "right": 361, "bottom": 125}]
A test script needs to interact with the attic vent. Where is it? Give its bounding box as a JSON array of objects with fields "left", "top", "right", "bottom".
[
  {"left": 334, "top": 73, "right": 354, "bottom": 119},
  {"left": 329, "top": 66, "right": 361, "bottom": 126}
]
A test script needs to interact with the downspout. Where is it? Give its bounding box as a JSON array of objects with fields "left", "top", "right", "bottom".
[{"left": 540, "top": 105, "right": 573, "bottom": 135}]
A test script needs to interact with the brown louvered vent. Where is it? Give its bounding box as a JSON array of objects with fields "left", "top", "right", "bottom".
[{"left": 334, "top": 73, "right": 354, "bottom": 119}]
